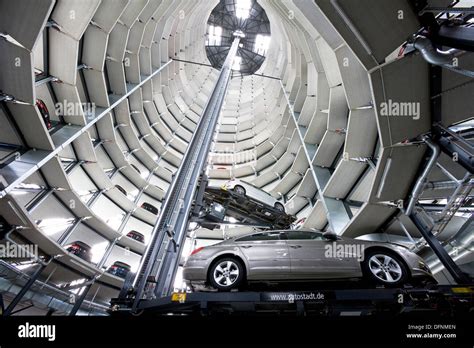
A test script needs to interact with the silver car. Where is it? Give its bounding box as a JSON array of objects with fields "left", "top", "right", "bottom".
[
  {"left": 183, "top": 230, "right": 434, "bottom": 291},
  {"left": 210, "top": 179, "right": 285, "bottom": 212}
]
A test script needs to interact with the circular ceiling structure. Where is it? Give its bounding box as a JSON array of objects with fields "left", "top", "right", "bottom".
[{"left": 206, "top": 0, "right": 271, "bottom": 75}]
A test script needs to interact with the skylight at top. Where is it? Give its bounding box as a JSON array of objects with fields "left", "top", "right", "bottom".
[{"left": 205, "top": 0, "right": 271, "bottom": 76}]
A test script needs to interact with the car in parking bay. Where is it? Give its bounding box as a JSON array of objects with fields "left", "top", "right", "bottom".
[
  {"left": 183, "top": 230, "right": 434, "bottom": 291},
  {"left": 65, "top": 241, "right": 92, "bottom": 263},
  {"left": 106, "top": 261, "right": 131, "bottom": 278},
  {"left": 115, "top": 185, "right": 127, "bottom": 196},
  {"left": 126, "top": 230, "right": 145, "bottom": 244},
  {"left": 141, "top": 202, "right": 159, "bottom": 215},
  {"left": 36, "top": 99, "right": 52, "bottom": 130},
  {"left": 210, "top": 179, "right": 286, "bottom": 213}
]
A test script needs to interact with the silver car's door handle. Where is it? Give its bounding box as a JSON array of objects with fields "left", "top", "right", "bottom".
[
  {"left": 241, "top": 245, "right": 252, "bottom": 249},
  {"left": 290, "top": 245, "right": 302, "bottom": 249}
]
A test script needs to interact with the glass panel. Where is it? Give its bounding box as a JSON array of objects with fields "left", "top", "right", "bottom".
[
  {"left": 286, "top": 231, "right": 323, "bottom": 240},
  {"left": 237, "top": 231, "right": 281, "bottom": 241}
]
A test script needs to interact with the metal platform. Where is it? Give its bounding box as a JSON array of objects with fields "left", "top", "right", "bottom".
[{"left": 110, "top": 285, "right": 474, "bottom": 317}]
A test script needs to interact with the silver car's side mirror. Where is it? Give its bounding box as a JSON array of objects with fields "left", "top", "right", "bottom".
[{"left": 323, "top": 231, "right": 338, "bottom": 241}]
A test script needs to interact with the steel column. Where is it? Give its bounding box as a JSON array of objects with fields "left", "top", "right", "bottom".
[{"left": 131, "top": 38, "right": 241, "bottom": 308}]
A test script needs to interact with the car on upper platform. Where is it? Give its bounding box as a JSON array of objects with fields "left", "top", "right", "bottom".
[
  {"left": 209, "top": 179, "right": 286, "bottom": 213},
  {"left": 183, "top": 230, "right": 434, "bottom": 291}
]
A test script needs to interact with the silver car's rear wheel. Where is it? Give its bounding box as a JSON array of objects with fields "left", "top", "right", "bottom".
[{"left": 209, "top": 258, "right": 244, "bottom": 291}]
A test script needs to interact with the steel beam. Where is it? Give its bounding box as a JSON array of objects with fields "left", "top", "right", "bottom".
[
  {"left": 432, "top": 26, "right": 474, "bottom": 52},
  {"left": 69, "top": 282, "right": 94, "bottom": 316},
  {"left": 3, "top": 263, "right": 47, "bottom": 316},
  {"left": 279, "top": 81, "right": 351, "bottom": 234},
  {"left": 433, "top": 125, "right": 474, "bottom": 173}
]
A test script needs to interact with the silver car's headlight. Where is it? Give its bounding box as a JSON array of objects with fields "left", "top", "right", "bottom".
[{"left": 418, "top": 260, "right": 432, "bottom": 273}]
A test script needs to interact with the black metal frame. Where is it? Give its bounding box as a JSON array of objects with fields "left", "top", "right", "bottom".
[
  {"left": 432, "top": 124, "right": 474, "bottom": 173},
  {"left": 108, "top": 284, "right": 474, "bottom": 317},
  {"left": 410, "top": 211, "right": 471, "bottom": 284}
]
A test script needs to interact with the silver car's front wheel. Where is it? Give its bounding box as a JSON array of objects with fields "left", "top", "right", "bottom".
[
  {"left": 368, "top": 254, "right": 403, "bottom": 283},
  {"left": 209, "top": 258, "right": 244, "bottom": 291},
  {"left": 363, "top": 251, "right": 408, "bottom": 286}
]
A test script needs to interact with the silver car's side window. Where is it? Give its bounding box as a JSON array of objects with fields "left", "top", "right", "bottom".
[
  {"left": 236, "top": 232, "right": 281, "bottom": 242},
  {"left": 285, "top": 231, "right": 323, "bottom": 240}
]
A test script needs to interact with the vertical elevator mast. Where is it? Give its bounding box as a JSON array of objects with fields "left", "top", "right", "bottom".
[{"left": 132, "top": 37, "right": 241, "bottom": 308}]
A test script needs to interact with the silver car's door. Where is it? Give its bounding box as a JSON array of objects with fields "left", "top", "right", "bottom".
[
  {"left": 235, "top": 231, "right": 290, "bottom": 280},
  {"left": 286, "top": 231, "right": 360, "bottom": 279}
]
